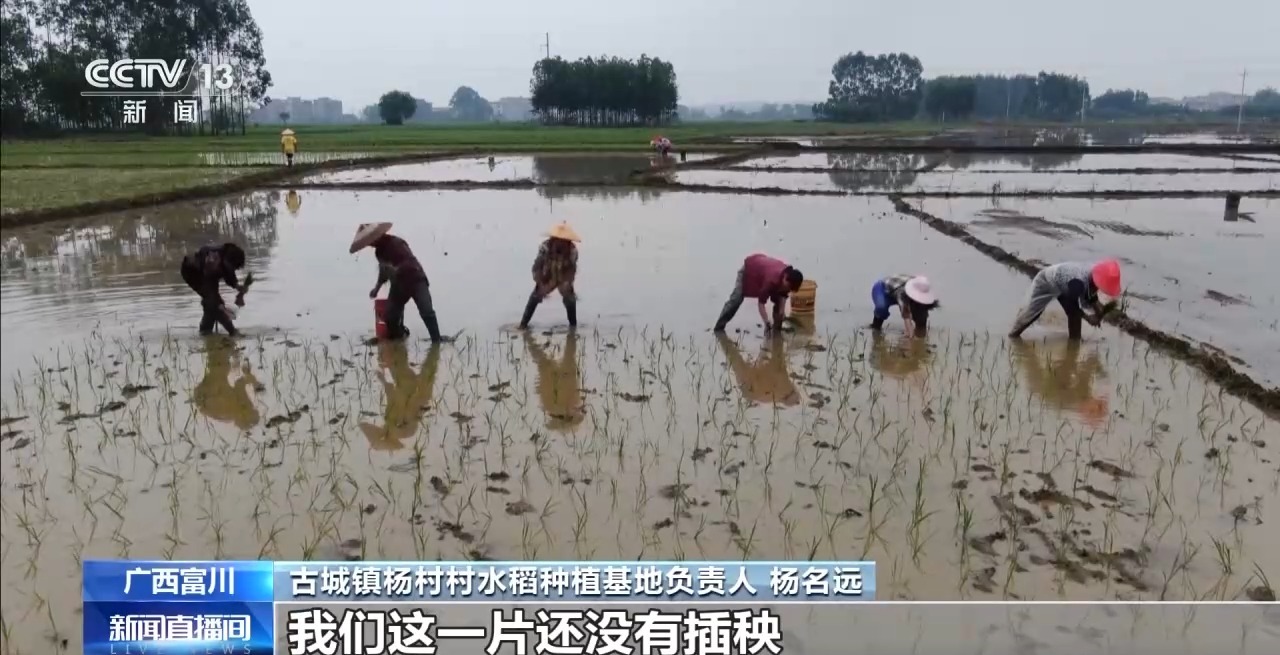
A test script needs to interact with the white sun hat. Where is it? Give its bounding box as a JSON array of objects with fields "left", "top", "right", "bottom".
[
  {"left": 350, "top": 222, "right": 393, "bottom": 254},
  {"left": 904, "top": 276, "right": 937, "bottom": 305}
]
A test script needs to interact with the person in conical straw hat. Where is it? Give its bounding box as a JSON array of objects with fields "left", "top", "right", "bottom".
[
  {"left": 350, "top": 222, "right": 452, "bottom": 343},
  {"left": 280, "top": 129, "right": 298, "bottom": 167},
  {"left": 1009, "top": 259, "right": 1121, "bottom": 340},
  {"left": 870, "top": 274, "right": 941, "bottom": 337},
  {"left": 519, "top": 221, "right": 581, "bottom": 330}
]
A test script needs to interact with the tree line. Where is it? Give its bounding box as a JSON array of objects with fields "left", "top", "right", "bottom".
[
  {"left": 530, "top": 55, "right": 678, "bottom": 126},
  {"left": 370, "top": 86, "right": 496, "bottom": 124},
  {"left": 813, "top": 50, "right": 1279, "bottom": 124},
  {"left": 0, "top": 0, "right": 271, "bottom": 136}
]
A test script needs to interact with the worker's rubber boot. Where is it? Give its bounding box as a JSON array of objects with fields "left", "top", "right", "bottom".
[
  {"left": 518, "top": 292, "right": 539, "bottom": 330},
  {"left": 564, "top": 297, "right": 577, "bottom": 328}
]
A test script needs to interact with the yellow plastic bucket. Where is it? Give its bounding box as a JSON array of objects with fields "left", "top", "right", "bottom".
[{"left": 790, "top": 280, "right": 817, "bottom": 316}]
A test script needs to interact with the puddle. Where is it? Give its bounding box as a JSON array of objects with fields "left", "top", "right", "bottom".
[
  {"left": 915, "top": 196, "right": 1280, "bottom": 387},
  {"left": 2, "top": 185, "right": 1279, "bottom": 652},
  {"left": 737, "top": 151, "right": 1280, "bottom": 172},
  {"left": 676, "top": 167, "right": 1277, "bottom": 194},
  {"left": 309, "top": 153, "right": 717, "bottom": 184}
]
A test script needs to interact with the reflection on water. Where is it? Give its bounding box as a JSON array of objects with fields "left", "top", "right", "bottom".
[
  {"left": 0, "top": 192, "right": 280, "bottom": 373},
  {"left": 359, "top": 341, "right": 442, "bottom": 451},
  {"left": 869, "top": 333, "right": 934, "bottom": 384},
  {"left": 285, "top": 189, "right": 302, "bottom": 215},
  {"left": 524, "top": 331, "right": 585, "bottom": 431},
  {"left": 192, "top": 338, "right": 261, "bottom": 431},
  {"left": 716, "top": 334, "right": 801, "bottom": 407},
  {"left": 1012, "top": 338, "right": 1110, "bottom": 429}
]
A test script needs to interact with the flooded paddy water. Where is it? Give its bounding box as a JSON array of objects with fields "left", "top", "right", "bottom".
[
  {"left": 911, "top": 197, "right": 1280, "bottom": 388},
  {"left": 308, "top": 152, "right": 716, "bottom": 185},
  {"left": 2, "top": 148, "right": 1279, "bottom": 652}
]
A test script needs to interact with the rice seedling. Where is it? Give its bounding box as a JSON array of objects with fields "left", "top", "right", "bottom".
[{"left": 0, "top": 323, "right": 1276, "bottom": 653}]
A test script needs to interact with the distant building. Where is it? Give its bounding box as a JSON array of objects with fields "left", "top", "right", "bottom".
[
  {"left": 249, "top": 97, "right": 346, "bottom": 124},
  {"left": 313, "top": 97, "right": 343, "bottom": 122},
  {"left": 493, "top": 97, "right": 532, "bottom": 122},
  {"left": 408, "top": 98, "right": 434, "bottom": 122}
]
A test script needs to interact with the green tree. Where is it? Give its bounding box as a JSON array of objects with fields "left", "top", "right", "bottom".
[
  {"left": 530, "top": 54, "right": 678, "bottom": 126},
  {"left": 448, "top": 86, "right": 493, "bottom": 122},
  {"left": 923, "top": 76, "right": 977, "bottom": 121},
  {"left": 815, "top": 51, "right": 923, "bottom": 122},
  {"left": 1, "top": 0, "right": 272, "bottom": 135},
  {"left": 378, "top": 90, "right": 416, "bottom": 125}
]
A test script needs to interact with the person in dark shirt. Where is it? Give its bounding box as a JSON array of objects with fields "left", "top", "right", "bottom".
[
  {"left": 180, "top": 243, "right": 248, "bottom": 336},
  {"left": 713, "top": 253, "right": 805, "bottom": 334},
  {"left": 350, "top": 223, "right": 451, "bottom": 343}
]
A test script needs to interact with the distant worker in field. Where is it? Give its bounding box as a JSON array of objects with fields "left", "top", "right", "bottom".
[
  {"left": 652, "top": 136, "right": 673, "bottom": 157},
  {"left": 713, "top": 253, "right": 805, "bottom": 334},
  {"left": 1009, "top": 259, "right": 1121, "bottom": 340},
  {"left": 870, "top": 274, "right": 940, "bottom": 337},
  {"left": 351, "top": 222, "right": 451, "bottom": 343},
  {"left": 519, "top": 221, "right": 581, "bottom": 330},
  {"left": 281, "top": 128, "right": 298, "bottom": 166},
  {"left": 180, "top": 243, "right": 250, "bottom": 336}
]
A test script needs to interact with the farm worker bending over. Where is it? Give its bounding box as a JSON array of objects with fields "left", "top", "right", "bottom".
[
  {"left": 519, "top": 221, "right": 581, "bottom": 329},
  {"left": 870, "top": 274, "right": 940, "bottom": 337},
  {"left": 351, "top": 222, "right": 452, "bottom": 343},
  {"left": 1009, "top": 259, "right": 1121, "bottom": 340},
  {"left": 180, "top": 243, "right": 249, "bottom": 336},
  {"left": 281, "top": 129, "right": 297, "bottom": 166},
  {"left": 713, "top": 253, "right": 805, "bottom": 334}
]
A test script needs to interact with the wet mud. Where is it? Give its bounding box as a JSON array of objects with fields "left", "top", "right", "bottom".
[{"left": 891, "top": 196, "right": 1280, "bottom": 415}]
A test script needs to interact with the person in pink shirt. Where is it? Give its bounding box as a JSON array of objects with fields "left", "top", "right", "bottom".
[{"left": 713, "top": 253, "right": 805, "bottom": 333}]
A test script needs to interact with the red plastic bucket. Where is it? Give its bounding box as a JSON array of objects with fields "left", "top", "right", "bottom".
[{"left": 374, "top": 299, "right": 388, "bottom": 338}]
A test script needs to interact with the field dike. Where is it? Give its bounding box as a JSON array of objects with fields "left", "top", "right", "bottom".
[
  {"left": 0, "top": 150, "right": 479, "bottom": 227},
  {"left": 888, "top": 195, "right": 1280, "bottom": 417},
  {"left": 269, "top": 176, "right": 1280, "bottom": 201}
]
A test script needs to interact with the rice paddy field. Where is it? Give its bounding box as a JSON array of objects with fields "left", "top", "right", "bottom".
[{"left": 2, "top": 126, "right": 1279, "bottom": 654}]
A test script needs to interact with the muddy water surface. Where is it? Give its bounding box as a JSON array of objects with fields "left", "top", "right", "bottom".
[
  {"left": 739, "top": 152, "right": 1280, "bottom": 172},
  {"left": 2, "top": 187, "right": 1278, "bottom": 653},
  {"left": 3, "top": 189, "right": 1029, "bottom": 376},
  {"left": 676, "top": 168, "right": 1277, "bottom": 194},
  {"left": 913, "top": 197, "right": 1280, "bottom": 388},
  {"left": 309, "top": 153, "right": 715, "bottom": 184}
]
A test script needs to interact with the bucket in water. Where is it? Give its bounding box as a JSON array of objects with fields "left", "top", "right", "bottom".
[
  {"left": 790, "top": 280, "right": 817, "bottom": 316},
  {"left": 374, "top": 298, "right": 389, "bottom": 338}
]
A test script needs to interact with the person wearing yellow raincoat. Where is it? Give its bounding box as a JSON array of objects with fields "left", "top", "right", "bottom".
[{"left": 281, "top": 129, "right": 298, "bottom": 166}]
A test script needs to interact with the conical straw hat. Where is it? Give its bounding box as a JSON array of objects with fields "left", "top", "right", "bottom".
[
  {"left": 546, "top": 222, "right": 581, "bottom": 243},
  {"left": 350, "top": 222, "right": 393, "bottom": 253},
  {"left": 281, "top": 128, "right": 295, "bottom": 136}
]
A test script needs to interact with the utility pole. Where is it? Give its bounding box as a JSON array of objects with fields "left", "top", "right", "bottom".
[
  {"left": 1236, "top": 69, "right": 1248, "bottom": 134},
  {"left": 544, "top": 33, "right": 551, "bottom": 60}
]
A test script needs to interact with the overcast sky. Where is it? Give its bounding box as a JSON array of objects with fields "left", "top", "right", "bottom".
[{"left": 249, "top": 0, "right": 1279, "bottom": 111}]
